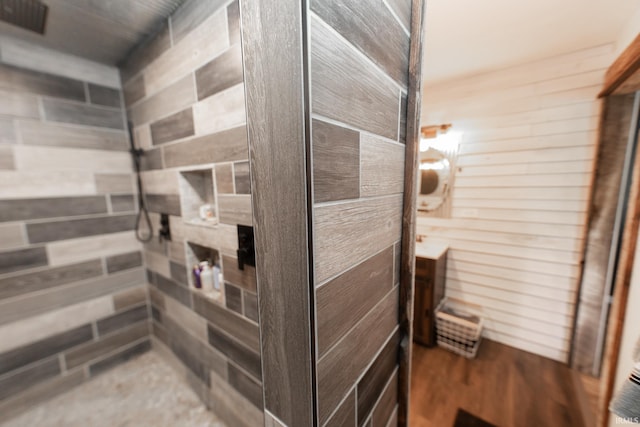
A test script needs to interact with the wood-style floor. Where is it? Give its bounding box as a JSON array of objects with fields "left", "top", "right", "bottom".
[{"left": 410, "top": 339, "right": 586, "bottom": 427}]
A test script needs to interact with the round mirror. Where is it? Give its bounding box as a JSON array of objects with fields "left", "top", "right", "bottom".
[{"left": 417, "top": 147, "right": 450, "bottom": 212}]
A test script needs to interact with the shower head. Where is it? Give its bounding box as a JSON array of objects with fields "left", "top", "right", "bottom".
[{"left": 0, "top": 0, "right": 48, "bottom": 35}]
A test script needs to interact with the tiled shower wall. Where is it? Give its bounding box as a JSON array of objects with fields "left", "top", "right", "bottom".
[
  {"left": 0, "top": 37, "right": 148, "bottom": 421},
  {"left": 119, "top": 0, "right": 263, "bottom": 425},
  {"left": 309, "top": 1, "right": 410, "bottom": 425}
]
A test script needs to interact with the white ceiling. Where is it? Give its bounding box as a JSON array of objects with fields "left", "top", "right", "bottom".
[{"left": 422, "top": 0, "right": 640, "bottom": 84}]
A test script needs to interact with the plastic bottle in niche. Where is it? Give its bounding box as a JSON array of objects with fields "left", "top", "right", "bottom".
[
  {"left": 200, "top": 261, "right": 214, "bottom": 292},
  {"left": 192, "top": 265, "right": 202, "bottom": 289},
  {"left": 213, "top": 264, "right": 221, "bottom": 291}
]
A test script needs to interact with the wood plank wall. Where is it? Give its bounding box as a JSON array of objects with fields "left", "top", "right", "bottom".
[
  {"left": 0, "top": 40, "right": 150, "bottom": 422},
  {"left": 309, "top": 0, "right": 411, "bottom": 425},
  {"left": 119, "top": 1, "right": 263, "bottom": 426},
  {"left": 419, "top": 44, "right": 617, "bottom": 363}
]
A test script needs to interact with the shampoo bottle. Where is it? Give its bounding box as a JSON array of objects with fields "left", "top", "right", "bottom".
[{"left": 200, "top": 261, "right": 214, "bottom": 292}]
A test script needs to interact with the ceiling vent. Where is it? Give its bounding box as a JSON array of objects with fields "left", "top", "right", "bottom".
[{"left": 0, "top": 0, "right": 48, "bottom": 35}]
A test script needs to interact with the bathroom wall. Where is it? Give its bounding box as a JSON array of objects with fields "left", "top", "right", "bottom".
[
  {"left": 119, "top": 1, "right": 263, "bottom": 425},
  {"left": 241, "top": 0, "right": 414, "bottom": 425},
  {"left": 419, "top": 44, "right": 616, "bottom": 362},
  {"left": 309, "top": 2, "right": 408, "bottom": 425},
  {"left": 0, "top": 36, "right": 148, "bottom": 420}
]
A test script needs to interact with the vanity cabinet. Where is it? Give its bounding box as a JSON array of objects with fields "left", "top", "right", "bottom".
[{"left": 413, "top": 247, "right": 447, "bottom": 346}]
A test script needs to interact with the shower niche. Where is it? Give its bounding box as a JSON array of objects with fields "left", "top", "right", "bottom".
[
  {"left": 185, "top": 241, "right": 224, "bottom": 304},
  {"left": 178, "top": 168, "right": 218, "bottom": 227}
]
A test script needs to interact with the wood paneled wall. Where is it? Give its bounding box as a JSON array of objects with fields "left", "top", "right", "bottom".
[
  {"left": 119, "top": 1, "right": 263, "bottom": 426},
  {"left": 0, "top": 43, "right": 150, "bottom": 421},
  {"left": 242, "top": 0, "right": 417, "bottom": 425},
  {"left": 419, "top": 44, "right": 617, "bottom": 362}
]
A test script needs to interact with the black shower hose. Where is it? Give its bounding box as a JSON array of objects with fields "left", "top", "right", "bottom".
[{"left": 127, "top": 121, "right": 153, "bottom": 242}]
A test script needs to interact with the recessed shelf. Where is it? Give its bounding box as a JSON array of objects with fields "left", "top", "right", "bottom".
[
  {"left": 179, "top": 169, "right": 218, "bottom": 227},
  {"left": 185, "top": 241, "right": 224, "bottom": 304}
]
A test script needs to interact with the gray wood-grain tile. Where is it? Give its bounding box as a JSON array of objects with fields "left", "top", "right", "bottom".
[
  {"left": 106, "top": 251, "right": 143, "bottom": 274},
  {"left": 26, "top": 214, "right": 136, "bottom": 244},
  {"left": 225, "top": 282, "right": 242, "bottom": 314},
  {"left": 314, "top": 194, "right": 403, "bottom": 283},
  {"left": 0, "top": 259, "right": 103, "bottom": 301},
  {"left": 0, "top": 117, "right": 16, "bottom": 144},
  {"left": 326, "top": 389, "right": 356, "bottom": 427},
  {"left": 384, "top": 0, "right": 411, "bottom": 32},
  {"left": 371, "top": 370, "right": 397, "bottom": 427},
  {"left": 160, "top": 309, "right": 228, "bottom": 380},
  {"left": 169, "top": 261, "right": 188, "bottom": 287},
  {"left": 95, "top": 174, "right": 134, "bottom": 194},
  {"left": 151, "top": 272, "right": 192, "bottom": 308},
  {"left": 96, "top": 305, "right": 149, "bottom": 336},
  {"left": 312, "top": 118, "right": 359, "bottom": 203},
  {"left": 127, "top": 74, "right": 196, "bottom": 126},
  {"left": 0, "top": 196, "right": 107, "bottom": 222},
  {"left": 145, "top": 194, "right": 181, "bottom": 216},
  {"left": 317, "top": 289, "right": 398, "bottom": 424},
  {"left": 0, "top": 246, "right": 48, "bottom": 275},
  {"left": 150, "top": 108, "right": 195, "bottom": 145},
  {"left": 193, "top": 292, "right": 259, "bottom": 352},
  {"left": 228, "top": 362, "right": 263, "bottom": 409},
  {"left": 19, "top": 121, "right": 128, "bottom": 151},
  {"left": 196, "top": 44, "right": 244, "bottom": 101},
  {"left": 233, "top": 161, "right": 251, "bottom": 194},
  {"left": 218, "top": 194, "right": 252, "bottom": 225},
  {"left": 0, "top": 268, "right": 145, "bottom": 326},
  {"left": 42, "top": 99, "right": 125, "bottom": 130},
  {"left": 0, "top": 91, "right": 40, "bottom": 119},
  {"left": 227, "top": 1, "right": 241, "bottom": 45},
  {"left": 215, "top": 163, "right": 235, "bottom": 194},
  {"left": 360, "top": 134, "right": 405, "bottom": 197},
  {"left": 0, "top": 63, "right": 85, "bottom": 102},
  {"left": 0, "top": 324, "right": 93, "bottom": 375},
  {"left": 170, "top": 0, "right": 228, "bottom": 45},
  {"left": 88, "top": 84, "right": 122, "bottom": 108},
  {"left": 88, "top": 339, "right": 151, "bottom": 377},
  {"left": 310, "top": 0, "right": 410, "bottom": 88},
  {"left": 0, "top": 224, "right": 25, "bottom": 250},
  {"left": 163, "top": 126, "right": 248, "bottom": 168},
  {"left": 242, "top": 291, "right": 258, "bottom": 322},
  {"left": 222, "top": 254, "right": 257, "bottom": 292},
  {"left": 207, "top": 323, "right": 261, "bottom": 380},
  {"left": 113, "top": 286, "right": 147, "bottom": 311},
  {"left": 317, "top": 247, "right": 393, "bottom": 356},
  {"left": 110, "top": 195, "right": 136, "bottom": 212},
  {"left": 64, "top": 321, "right": 149, "bottom": 369},
  {"left": 357, "top": 332, "right": 398, "bottom": 424},
  {"left": 310, "top": 16, "right": 399, "bottom": 140},
  {"left": 0, "top": 146, "right": 14, "bottom": 169},
  {"left": 123, "top": 74, "right": 146, "bottom": 107},
  {"left": 139, "top": 147, "right": 163, "bottom": 171},
  {"left": 241, "top": 0, "right": 313, "bottom": 423},
  {"left": 0, "top": 356, "right": 60, "bottom": 401}
]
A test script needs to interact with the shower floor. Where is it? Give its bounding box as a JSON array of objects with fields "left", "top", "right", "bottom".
[{"left": 0, "top": 351, "right": 225, "bottom": 427}]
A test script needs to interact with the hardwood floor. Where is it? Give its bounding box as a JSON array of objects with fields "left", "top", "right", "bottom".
[{"left": 410, "top": 339, "right": 586, "bottom": 427}]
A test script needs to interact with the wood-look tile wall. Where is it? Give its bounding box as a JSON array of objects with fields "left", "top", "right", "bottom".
[
  {"left": 310, "top": 1, "right": 409, "bottom": 423},
  {"left": 119, "top": 1, "right": 263, "bottom": 425},
  {"left": 418, "top": 44, "right": 614, "bottom": 363},
  {"left": 0, "top": 43, "right": 149, "bottom": 422}
]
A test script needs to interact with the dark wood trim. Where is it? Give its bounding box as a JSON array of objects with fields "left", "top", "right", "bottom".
[
  {"left": 599, "top": 33, "right": 640, "bottom": 97},
  {"left": 597, "top": 95, "right": 640, "bottom": 427},
  {"left": 240, "top": 1, "right": 315, "bottom": 425},
  {"left": 398, "top": 0, "right": 427, "bottom": 426}
]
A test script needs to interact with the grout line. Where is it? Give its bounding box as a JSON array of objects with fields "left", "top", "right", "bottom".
[
  {"left": 382, "top": 0, "right": 410, "bottom": 36},
  {"left": 320, "top": 384, "right": 356, "bottom": 427},
  {"left": 311, "top": 113, "right": 405, "bottom": 148}
]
